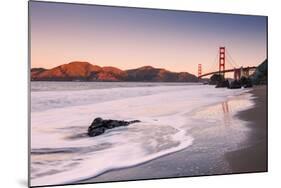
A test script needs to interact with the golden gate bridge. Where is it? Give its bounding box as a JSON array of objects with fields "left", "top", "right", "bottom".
[{"left": 197, "top": 47, "right": 257, "bottom": 80}]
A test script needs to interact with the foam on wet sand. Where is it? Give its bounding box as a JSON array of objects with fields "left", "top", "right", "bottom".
[{"left": 31, "top": 82, "right": 257, "bottom": 186}]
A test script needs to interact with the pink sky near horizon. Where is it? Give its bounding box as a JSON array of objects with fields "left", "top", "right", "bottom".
[{"left": 30, "top": 2, "right": 267, "bottom": 76}]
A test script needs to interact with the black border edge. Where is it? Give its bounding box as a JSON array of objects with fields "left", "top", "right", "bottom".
[
  {"left": 266, "top": 16, "right": 269, "bottom": 172},
  {"left": 28, "top": 1, "right": 31, "bottom": 187},
  {"left": 29, "top": 0, "right": 268, "bottom": 17}
]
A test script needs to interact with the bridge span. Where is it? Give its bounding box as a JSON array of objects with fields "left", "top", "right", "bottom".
[
  {"left": 198, "top": 47, "right": 257, "bottom": 80},
  {"left": 199, "top": 66, "right": 257, "bottom": 79}
]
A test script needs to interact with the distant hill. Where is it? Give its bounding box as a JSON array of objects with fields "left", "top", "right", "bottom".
[
  {"left": 250, "top": 59, "right": 267, "bottom": 84},
  {"left": 31, "top": 68, "right": 47, "bottom": 78},
  {"left": 31, "top": 61, "right": 127, "bottom": 81},
  {"left": 126, "top": 66, "right": 198, "bottom": 82},
  {"left": 31, "top": 61, "right": 198, "bottom": 82}
]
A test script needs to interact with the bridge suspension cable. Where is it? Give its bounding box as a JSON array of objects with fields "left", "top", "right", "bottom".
[
  {"left": 225, "top": 48, "right": 239, "bottom": 68},
  {"left": 205, "top": 49, "right": 219, "bottom": 74}
]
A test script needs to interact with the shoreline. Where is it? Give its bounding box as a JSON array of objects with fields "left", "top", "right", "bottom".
[
  {"left": 225, "top": 85, "right": 267, "bottom": 173},
  {"left": 78, "top": 86, "right": 267, "bottom": 184}
]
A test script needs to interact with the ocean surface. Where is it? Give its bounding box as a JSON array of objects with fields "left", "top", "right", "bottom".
[{"left": 30, "top": 82, "right": 254, "bottom": 186}]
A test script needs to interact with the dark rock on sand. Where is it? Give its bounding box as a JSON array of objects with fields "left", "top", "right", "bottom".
[
  {"left": 244, "top": 82, "right": 253, "bottom": 88},
  {"left": 209, "top": 74, "right": 224, "bottom": 85},
  {"left": 215, "top": 80, "right": 230, "bottom": 88},
  {"left": 240, "top": 77, "right": 253, "bottom": 88},
  {"left": 229, "top": 80, "right": 242, "bottom": 89},
  {"left": 88, "top": 117, "right": 140, "bottom": 137}
]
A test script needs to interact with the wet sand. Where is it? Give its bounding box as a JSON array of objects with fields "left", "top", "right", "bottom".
[
  {"left": 225, "top": 85, "right": 268, "bottom": 173},
  {"left": 79, "top": 86, "right": 268, "bottom": 184}
]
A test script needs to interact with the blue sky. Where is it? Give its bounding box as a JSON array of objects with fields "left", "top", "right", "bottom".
[{"left": 30, "top": 1, "right": 267, "bottom": 75}]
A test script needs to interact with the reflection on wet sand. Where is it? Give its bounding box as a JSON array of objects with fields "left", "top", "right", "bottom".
[
  {"left": 192, "top": 93, "right": 254, "bottom": 128},
  {"left": 222, "top": 101, "right": 231, "bottom": 126}
]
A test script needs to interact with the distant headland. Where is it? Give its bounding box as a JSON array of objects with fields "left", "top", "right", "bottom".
[{"left": 31, "top": 61, "right": 198, "bottom": 82}]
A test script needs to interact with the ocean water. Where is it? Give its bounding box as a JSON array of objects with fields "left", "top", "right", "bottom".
[{"left": 30, "top": 82, "right": 254, "bottom": 186}]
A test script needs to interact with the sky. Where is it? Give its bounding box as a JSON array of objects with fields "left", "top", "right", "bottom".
[{"left": 30, "top": 1, "right": 267, "bottom": 76}]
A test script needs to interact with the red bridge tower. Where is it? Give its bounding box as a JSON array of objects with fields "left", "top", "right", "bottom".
[
  {"left": 219, "top": 47, "right": 226, "bottom": 76},
  {"left": 198, "top": 64, "right": 202, "bottom": 78}
]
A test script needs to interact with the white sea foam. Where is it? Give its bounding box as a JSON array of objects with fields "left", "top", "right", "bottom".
[{"left": 30, "top": 83, "right": 254, "bottom": 186}]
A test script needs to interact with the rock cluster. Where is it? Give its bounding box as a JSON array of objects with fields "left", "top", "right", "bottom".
[{"left": 88, "top": 117, "right": 140, "bottom": 137}]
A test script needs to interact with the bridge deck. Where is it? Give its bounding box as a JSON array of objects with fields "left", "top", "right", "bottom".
[{"left": 198, "top": 66, "right": 257, "bottom": 78}]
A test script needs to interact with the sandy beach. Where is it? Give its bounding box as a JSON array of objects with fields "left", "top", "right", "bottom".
[
  {"left": 225, "top": 86, "right": 267, "bottom": 173},
  {"left": 78, "top": 86, "right": 267, "bottom": 184},
  {"left": 30, "top": 83, "right": 267, "bottom": 186}
]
